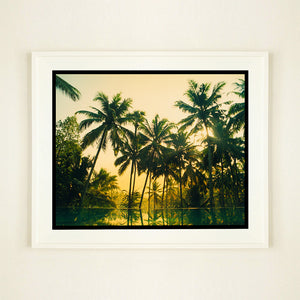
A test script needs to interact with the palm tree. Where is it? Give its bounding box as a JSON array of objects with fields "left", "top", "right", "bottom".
[
  {"left": 154, "top": 148, "right": 175, "bottom": 208},
  {"left": 114, "top": 130, "right": 145, "bottom": 209},
  {"left": 76, "top": 92, "right": 132, "bottom": 204},
  {"left": 90, "top": 168, "right": 119, "bottom": 194},
  {"left": 125, "top": 110, "right": 146, "bottom": 200},
  {"left": 87, "top": 168, "right": 119, "bottom": 208},
  {"left": 138, "top": 115, "right": 174, "bottom": 209},
  {"left": 56, "top": 75, "right": 81, "bottom": 101},
  {"left": 166, "top": 131, "right": 198, "bottom": 208},
  {"left": 228, "top": 79, "right": 245, "bottom": 133},
  {"left": 176, "top": 80, "right": 226, "bottom": 209},
  {"left": 208, "top": 121, "right": 244, "bottom": 207}
]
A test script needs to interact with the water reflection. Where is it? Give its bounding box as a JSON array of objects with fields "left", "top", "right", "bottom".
[{"left": 56, "top": 207, "right": 245, "bottom": 227}]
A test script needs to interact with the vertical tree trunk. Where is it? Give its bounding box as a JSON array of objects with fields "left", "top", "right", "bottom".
[
  {"left": 131, "top": 125, "right": 138, "bottom": 201},
  {"left": 205, "top": 127, "right": 214, "bottom": 210},
  {"left": 80, "top": 130, "right": 106, "bottom": 206},
  {"left": 229, "top": 162, "right": 239, "bottom": 207},
  {"left": 128, "top": 160, "right": 134, "bottom": 209},
  {"left": 139, "top": 153, "right": 154, "bottom": 209},
  {"left": 220, "top": 157, "right": 225, "bottom": 208},
  {"left": 181, "top": 209, "right": 184, "bottom": 226},
  {"left": 233, "top": 158, "right": 241, "bottom": 204},
  {"left": 139, "top": 209, "right": 144, "bottom": 226},
  {"left": 165, "top": 176, "right": 169, "bottom": 209},
  {"left": 139, "top": 170, "right": 149, "bottom": 209},
  {"left": 179, "top": 165, "right": 183, "bottom": 208},
  {"left": 131, "top": 162, "right": 137, "bottom": 200},
  {"left": 207, "top": 138, "right": 214, "bottom": 209},
  {"left": 148, "top": 172, "right": 152, "bottom": 212},
  {"left": 161, "top": 175, "right": 166, "bottom": 208}
]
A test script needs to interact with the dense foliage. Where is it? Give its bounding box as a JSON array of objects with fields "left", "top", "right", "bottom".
[
  {"left": 56, "top": 79, "right": 246, "bottom": 220},
  {"left": 55, "top": 116, "right": 117, "bottom": 209}
]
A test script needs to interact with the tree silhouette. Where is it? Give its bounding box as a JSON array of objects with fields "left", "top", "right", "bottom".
[
  {"left": 76, "top": 92, "right": 132, "bottom": 204},
  {"left": 166, "top": 131, "right": 198, "bottom": 207},
  {"left": 176, "top": 80, "right": 226, "bottom": 209},
  {"left": 138, "top": 115, "right": 174, "bottom": 209}
]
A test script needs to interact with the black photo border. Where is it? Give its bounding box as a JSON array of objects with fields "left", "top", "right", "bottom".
[{"left": 52, "top": 70, "right": 248, "bottom": 230}]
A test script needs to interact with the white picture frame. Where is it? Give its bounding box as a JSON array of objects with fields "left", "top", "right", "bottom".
[{"left": 32, "top": 51, "right": 268, "bottom": 248}]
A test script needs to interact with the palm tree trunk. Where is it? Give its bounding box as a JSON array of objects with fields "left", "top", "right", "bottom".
[
  {"left": 207, "top": 138, "right": 214, "bottom": 209},
  {"left": 165, "top": 176, "right": 168, "bottom": 209},
  {"left": 148, "top": 172, "right": 152, "bottom": 212},
  {"left": 139, "top": 170, "right": 149, "bottom": 209},
  {"left": 233, "top": 158, "right": 241, "bottom": 204},
  {"left": 128, "top": 160, "right": 134, "bottom": 208},
  {"left": 229, "top": 162, "right": 238, "bottom": 207},
  {"left": 80, "top": 130, "right": 106, "bottom": 206},
  {"left": 179, "top": 165, "right": 183, "bottom": 208},
  {"left": 131, "top": 126, "right": 138, "bottom": 201},
  {"left": 220, "top": 157, "right": 225, "bottom": 208},
  {"left": 131, "top": 162, "right": 137, "bottom": 200},
  {"left": 205, "top": 127, "right": 214, "bottom": 210},
  {"left": 139, "top": 209, "right": 144, "bottom": 226},
  {"left": 181, "top": 209, "right": 183, "bottom": 226},
  {"left": 139, "top": 153, "right": 154, "bottom": 209},
  {"left": 161, "top": 175, "right": 166, "bottom": 208}
]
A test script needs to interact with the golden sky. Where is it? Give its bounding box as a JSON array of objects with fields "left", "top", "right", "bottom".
[{"left": 56, "top": 73, "right": 244, "bottom": 191}]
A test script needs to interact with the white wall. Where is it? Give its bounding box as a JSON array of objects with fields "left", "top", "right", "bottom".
[{"left": 1, "top": 0, "right": 299, "bottom": 299}]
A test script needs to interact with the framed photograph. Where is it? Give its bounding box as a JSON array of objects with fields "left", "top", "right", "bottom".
[{"left": 32, "top": 51, "right": 268, "bottom": 248}]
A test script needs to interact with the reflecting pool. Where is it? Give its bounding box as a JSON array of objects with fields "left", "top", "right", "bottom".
[{"left": 55, "top": 207, "right": 246, "bottom": 227}]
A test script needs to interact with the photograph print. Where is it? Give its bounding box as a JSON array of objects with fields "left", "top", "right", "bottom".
[{"left": 54, "top": 71, "right": 248, "bottom": 229}]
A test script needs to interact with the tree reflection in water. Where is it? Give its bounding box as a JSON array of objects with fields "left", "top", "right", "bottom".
[{"left": 56, "top": 207, "right": 245, "bottom": 227}]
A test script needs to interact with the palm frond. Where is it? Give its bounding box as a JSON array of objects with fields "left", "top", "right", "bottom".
[
  {"left": 117, "top": 98, "right": 133, "bottom": 116},
  {"left": 89, "top": 106, "right": 106, "bottom": 118},
  {"left": 232, "top": 79, "right": 245, "bottom": 98},
  {"left": 81, "top": 126, "right": 106, "bottom": 149},
  {"left": 114, "top": 155, "right": 128, "bottom": 167},
  {"left": 175, "top": 100, "right": 197, "bottom": 114},
  {"left": 56, "top": 75, "right": 81, "bottom": 101},
  {"left": 178, "top": 114, "right": 196, "bottom": 130},
  {"left": 76, "top": 109, "right": 104, "bottom": 120},
  {"left": 118, "top": 159, "right": 130, "bottom": 175},
  {"left": 228, "top": 102, "right": 245, "bottom": 116},
  {"left": 77, "top": 118, "right": 99, "bottom": 131}
]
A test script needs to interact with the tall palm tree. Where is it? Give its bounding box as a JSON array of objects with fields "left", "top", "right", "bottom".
[
  {"left": 138, "top": 115, "right": 174, "bottom": 209},
  {"left": 176, "top": 80, "right": 226, "bottom": 209},
  {"left": 154, "top": 148, "right": 175, "bottom": 208},
  {"left": 114, "top": 130, "right": 145, "bottom": 209},
  {"left": 166, "top": 131, "right": 198, "bottom": 208},
  {"left": 125, "top": 110, "right": 146, "bottom": 200},
  {"left": 56, "top": 75, "right": 81, "bottom": 101},
  {"left": 208, "top": 121, "right": 244, "bottom": 207},
  {"left": 76, "top": 92, "right": 132, "bottom": 204}
]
